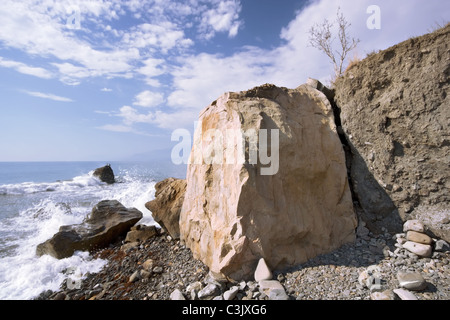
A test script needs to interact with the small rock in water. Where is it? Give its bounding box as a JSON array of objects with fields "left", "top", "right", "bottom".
[{"left": 93, "top": 164, "right": 115, "bottom": 184}]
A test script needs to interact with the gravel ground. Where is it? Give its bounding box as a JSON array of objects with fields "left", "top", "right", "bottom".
[{"left": 37, "top": 226, "right": 449, "bottom": 301}]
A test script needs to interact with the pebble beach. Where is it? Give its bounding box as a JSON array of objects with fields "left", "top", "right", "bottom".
[{"left": 37, "top": 220, "right": 449, "bottom": 301}]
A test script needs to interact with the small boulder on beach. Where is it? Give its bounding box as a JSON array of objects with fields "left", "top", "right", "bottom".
[{"left": 36, "top": 200, "right": 142, "bottom": 259}]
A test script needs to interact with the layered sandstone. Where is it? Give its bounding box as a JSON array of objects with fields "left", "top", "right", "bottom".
[{"left": 179, "top": 83, "right": 357, "bottom": 280}]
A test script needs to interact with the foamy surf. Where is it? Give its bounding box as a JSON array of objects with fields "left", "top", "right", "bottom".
[
  {"left": 0, "top": 163, "right": 161, "bottom": 299},
  {"left": 0, "top": 172, "right": 106, "bottom": 195}
]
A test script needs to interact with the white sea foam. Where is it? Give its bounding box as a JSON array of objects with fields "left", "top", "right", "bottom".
[
  {"left": 0, "top": 198, "right": 107, "bottom": 300},
  {"left": 0, "top": 167, "right": 157, "bottom": 299},
  {"left": 0, "top": 172, "right": 105, "bottom": 195}
]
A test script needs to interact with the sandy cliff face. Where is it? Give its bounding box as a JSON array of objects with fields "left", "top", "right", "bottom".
[
  {"left": 180, "top": 84, "right": 357, "bottom": 280},
  {"left": 334, "top": 24, "right": 449, "bottom": 240}
]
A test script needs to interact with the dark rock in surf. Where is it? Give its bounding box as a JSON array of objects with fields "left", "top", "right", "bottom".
[
  {"left": 93, "top": 164, "right": 115, "bottom": 184},
  {"left": 36, "top": 200, "right": 142, "bottom": 259}
]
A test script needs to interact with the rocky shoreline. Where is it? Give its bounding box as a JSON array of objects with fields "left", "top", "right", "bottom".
[
  {"left": 36, "top": 219, "right": 449, "bottom": 301},
  {"left": 33, "top": 25, "right": 450, "bottom": 301}
]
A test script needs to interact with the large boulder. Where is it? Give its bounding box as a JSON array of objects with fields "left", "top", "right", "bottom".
[
  {"left": 334, "top": 24, "right": 450, "bottom": 239},
  {"left": 93, "top": 164, "right": 115, "bottom": 184},
  {"left": 145, "top": 178, "right": 186, "bottom": 239},
  {"left": 36, "top": 200, "right": 142, "bottom": 259},
  {"left": 179, "top": 83, "right": 357, "bottom": 280}
]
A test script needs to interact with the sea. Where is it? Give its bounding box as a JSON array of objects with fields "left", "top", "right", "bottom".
[{"left": 0, "top": 161, "right": 185, "bottom": 300}]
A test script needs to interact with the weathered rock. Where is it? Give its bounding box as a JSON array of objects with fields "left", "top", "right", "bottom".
[
  {"left": 268, "top": 289, "right": 289, "bottom": 300},
  {"left": 334, "top": 24, "right": 450, "bottom": 237},
  {"left": 187, "top": 281, "right": 203, "bottom": 300},
  {"left": 434, "top": 239, "right": 450, "bottom": 252},
  {"left": 125, "top": 224, "right": 156, "bottom": 243},
  {"left": 358, "top": 265, "right": 381, "bottom": 289},
  {"left": 358, "top": 270, "right": 370, "bottom": 287},
  {"left": 406, "top": 230, "right": 432, "bottom": 245},
  {"left": 120, "top": 241, "right": 139, "bottom": 252},
  {"left": 403, "top": 220, "right": 425, "bottom": 233},
  {"left": 370, "top": 290, "right": 394, "bottom": 300},
  {"left": 170, "top": 289, "right": 186, "bottom": 300},
  {"left": 306, "top": 77, "right": 335, "bottom": 101},
  {"left": 36, "top": 200, "right": 142, "bottom": 259},
  {"left": 198, "top": 283, "right": 221, "bottom": 300},
  {"left": 93, "top": 165, "right": 115, "bottom": 184},
  {"left": 152, "top": 266, "right": 163, "bottom": 274},
  {"left": 393, "top": 288, "right": 418, "bottom": 300},
  {"left": 223, "top": 286, "right": 239, "bottom": 300},
  {"left": 397, "top": 272, "right": 427, "bottom": 291},
  {"left": 129, "top": 270, "right": 141, "bottom": 283},
  {"left": 403, "top": 241, "right": 432, "bottom": 258},
  {"left": 259, "top": 280, "right": 288, "bottom": 300},
  {"left": 180, "top": 83, "right": 357, "bottom": 280},
  {"left": 254, "top": 258, "right": 272, "bottom": 282},
  {"left": 145, "top": 178, "right": 186, "bottom": 239},
  {"left": 142, "top": 259, "right": 154, "bottom": 271}
]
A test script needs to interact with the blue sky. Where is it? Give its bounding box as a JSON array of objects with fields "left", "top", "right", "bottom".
[{"left": 0, "top": 0, "right": 448, "bottom": 161}]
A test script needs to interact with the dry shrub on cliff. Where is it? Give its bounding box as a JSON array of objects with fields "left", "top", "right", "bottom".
[{"left": 309, "top": 7, "right": 360, "bottom": 80}]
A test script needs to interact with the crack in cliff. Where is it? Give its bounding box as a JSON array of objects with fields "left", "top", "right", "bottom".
[
  {"left": 306, "top": 78, "right": 357, "bottom": 205},
  {"left": 328, "top": 90, "right": 358, "bottom": 205}
]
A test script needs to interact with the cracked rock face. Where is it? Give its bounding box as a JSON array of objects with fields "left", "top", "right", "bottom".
[
  {"left": 334, "top": 24, "right": 450, "bottom": 239},
  {"left": 180, "top": 83, "right": 357, "bottom": 280}
]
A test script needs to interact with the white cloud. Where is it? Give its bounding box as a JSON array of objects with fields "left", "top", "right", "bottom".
[
  {"left": 101, "top": 87, "right": 113, "bottom": 92},
  {"left": 119, "top": 106, "right": 155, "bottom": 125},
  {"left": 96, "top": 123, "right": 157, "bottom": 136},
  {"left": 24, "top": 91, "right": 73, "bottom": 102},
  {"left": 97, "top": 124, "right": 133, "bottom": 132},
  {"left": 133, "top": 90, "right": 165, "bottom": 108},
  {"left": 199, "top": 0, "right": 242, "bottom": 39},
  {"left": 0, "top": 0, "right": 247, "bottom": 86},
  {"left": 167, "top": 0, "right": 450, "bottom": 118},
  {"left": 4, "top": 0, "right": 447, "bottom": 136},
  {"left": 0, "top": 57, "right": 53, "bottom": 79},
  {"left": 97, "top": 124, "right": 134, "bottom": 133},
  {"left": 168, "top": 49, "right": 271, "bottom": 110},
  {"left": 0, "top": 1, "right": 140, "bottom": 84},
  {"left": 120, "top": 22, "right": 193, "bottom": 54},
  {"left": 136, "top": 58, "right": 166, "bottom": 86}
]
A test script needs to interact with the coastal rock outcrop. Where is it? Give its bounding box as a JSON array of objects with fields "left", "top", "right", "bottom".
[
  {"left": 334, "top": 24, "right": 450, "bottom": 239},
  {"left": 93, "top": 164, "right": 115, "bottom": 184},
  {"left": 36, "top": 200, "right": 142, "bottom": 259},
  {"left": 145, "top": 178, "right": 186, "bottom": 239},
  {"left": 179, "top": 83, "right": 357, "bottom": 280}
]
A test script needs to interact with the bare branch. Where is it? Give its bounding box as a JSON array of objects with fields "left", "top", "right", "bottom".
[{"left": 308, "top": 7, "right": 360, "bottom": 79}]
